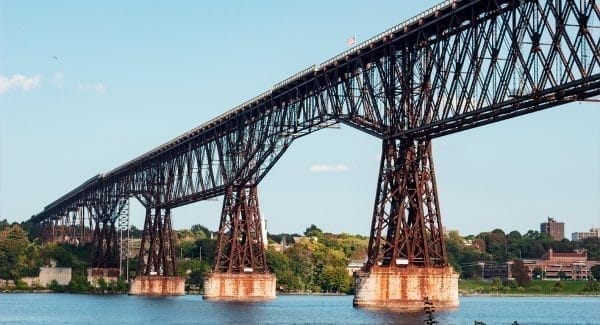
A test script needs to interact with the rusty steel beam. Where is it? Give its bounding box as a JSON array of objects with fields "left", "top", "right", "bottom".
[
  {"left": 213, "top": 185, "right": 268, "bottom": 274},
  {"left": 136, "top": 207, "right": 177, "bottom": 277},
  {"left": 366, "top": 140, "right": 447, "bottom": 270},
  {"left": 89, "top": 199, "right": 129, "bottom": 268},
  {"left": 30, "top": 0, "right": 599, "bottom": 236}
]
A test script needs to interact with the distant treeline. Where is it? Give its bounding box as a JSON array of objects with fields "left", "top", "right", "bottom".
[{"left": 1, "top": 219, "right": 599, "bottom": 294}]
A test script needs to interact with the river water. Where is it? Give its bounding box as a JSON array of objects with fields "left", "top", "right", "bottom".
[{"left": 1, "top": 294, "right": 598, "bottom": 324}]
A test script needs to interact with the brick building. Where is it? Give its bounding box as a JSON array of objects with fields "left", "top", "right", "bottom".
[
  {"left": 522, "top": 249, "right": 600, "bottom": 280},
  {"left": 540, "top": 217, "right": 564, "bottom": 240}
]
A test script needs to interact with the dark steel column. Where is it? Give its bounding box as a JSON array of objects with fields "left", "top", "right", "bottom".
[
  {"left": 136, "top": 207, "right": 177, "bottom": 276},
  {"left": 366, "top": 139, "right": 447, "bottom": 270},
  {"left": 90, "top": 215, "right": 118, "bottom": 268},
  {"left": 90, "top": 200, "right": 128, "bottom": 268},
  {"left": 213, "top": 185, "right": 268, "bottom": 274}
]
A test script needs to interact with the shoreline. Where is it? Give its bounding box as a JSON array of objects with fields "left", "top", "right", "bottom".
[
  {"left": 459, "top": 293, "right": 600, "bottom": 297},
  {"left": 3, "top": 290, "right": 600, "bottom": 298}
]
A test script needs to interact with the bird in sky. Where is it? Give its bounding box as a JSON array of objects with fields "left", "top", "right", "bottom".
[{"left": 52, "top": 56, "right": 58, "bottom": 60}]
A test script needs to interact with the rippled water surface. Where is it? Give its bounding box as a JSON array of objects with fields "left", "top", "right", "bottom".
[{"left": 1, "top": 294, "right": 599, "bottom": 324}]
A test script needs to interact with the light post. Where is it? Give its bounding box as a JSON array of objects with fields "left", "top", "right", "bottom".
[{"left": 478, "top": 262, "right": 485, "bottom": 280}]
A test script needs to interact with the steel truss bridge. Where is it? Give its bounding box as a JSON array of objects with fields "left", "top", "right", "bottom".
[{"left": 30, "top": 0, "right": 599, "bottom": 277}]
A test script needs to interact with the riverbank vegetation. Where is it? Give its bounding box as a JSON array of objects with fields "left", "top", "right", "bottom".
[
  {"left": 459, "top": 278, "right": 600, "bottom": 295},
  {"left": 1, "top": 218, "right": 599, "bottom": 295}
]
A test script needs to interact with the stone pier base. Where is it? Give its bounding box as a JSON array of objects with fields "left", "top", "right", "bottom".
[
  {"left": 128, "top": 276, "right": 185, "bottom": 296},
  {"left": 87, "top": 268, "right": 119, "bottom": 287},
  {"left": 353, "top": 266, "right": 458, "bottom": 310},
  {"left": 203, "top": 273, "right": 276, "bottom": 301}
]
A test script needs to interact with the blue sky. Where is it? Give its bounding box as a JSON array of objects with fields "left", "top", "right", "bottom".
[{"left": 1, "top": 0, "right": 598, "bottom": 237}]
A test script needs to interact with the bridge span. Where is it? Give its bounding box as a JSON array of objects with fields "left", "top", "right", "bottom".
[{"left": 29, "top": 0, "right": 599, "bottom": 308}]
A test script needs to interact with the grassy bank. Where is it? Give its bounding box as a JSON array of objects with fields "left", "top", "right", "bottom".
[{"left": 459, "top": 279, "right": 600, "bottom": 296}]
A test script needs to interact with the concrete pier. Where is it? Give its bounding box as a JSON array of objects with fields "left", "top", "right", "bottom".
[
  {"left": 128, "top": 276, "right": 185, "bottom": 296},
  {"left": 203, "top": 273, "right": 276, "bottom": 301},
  {"left": 353, "top": 266, "right": 458, "bottom": 309},
  {"left": 87, "top": 268, "right": 119, "bottom": 287}
]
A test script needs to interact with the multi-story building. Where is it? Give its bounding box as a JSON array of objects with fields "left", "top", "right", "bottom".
[
  {"left": 540, "top": 217, "right": 564, "bottom": 240},
  {"left": 522, "top": 249, "right": 600, "bottom": 280},
  {"left": 572, "top": 228, "right": 600, "bottom": 241}
]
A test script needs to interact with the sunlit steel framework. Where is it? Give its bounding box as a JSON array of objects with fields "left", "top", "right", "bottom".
[
  {"left": 30, "top": 0, "right": 599, "bottom": 274},
  {"left": 213, "top": 184, "right": 268, "bottom": 273}
]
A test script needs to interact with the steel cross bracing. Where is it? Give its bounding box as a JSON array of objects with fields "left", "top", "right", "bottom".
[
  {"left": 366, "top": 140, "right": 447, "bottom": 269},
  {"left": 213, "top": 185, "right": 268, "bottom": 273},
  {"left": 32, "top": 0, "right": 599, "bottom": 224}
]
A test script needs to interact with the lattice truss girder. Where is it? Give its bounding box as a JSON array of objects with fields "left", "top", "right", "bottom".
[
  {"left": 213, "top": 185, "right": 268, "bottom": 273},
  {"left": 39, "top": 208, "right": 92, "bottom": 244},
  {"left": 366, "top": 140, "right": 446, "bottom": 269},
  {"left": 37, "top": 0, "right": 599, "bottom": 220},
  {"left": 306, "top": 0, "right": 600, "bottom": 138}
]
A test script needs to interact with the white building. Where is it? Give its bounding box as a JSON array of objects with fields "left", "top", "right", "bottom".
[{"left": 572, "top": 228, "right": 600, "bottom": 241}]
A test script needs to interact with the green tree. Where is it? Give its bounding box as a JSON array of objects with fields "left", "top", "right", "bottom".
[
  {"left": 96, "top": 277, "right": 108, "bottom": 293},
  {"left": 176, "top": 258, "right": 211, "bottom": 288},
  {"left": 581, "top": 238, "right": 600, "bottom": 260},
  {"left": 47, "top": 279, "right": 65, "bottom": 292},
  {"left": 116, "top": 277, "right": 128, "bottom": 292},
  {"left": 511, "top": 259, "right": 531, "bottom": 287},
  {"left": 549, "top": 239, "right": 576, "bottom": 252},
  {"left": 68, "top": 275, "right": 93, "bottom": 293},
  {"left": 190, "top": 224, "right": 211, "bottom": 238},
  {"left": 445, "top": 231, "right": 464, "bottom": 273},
  {"left": 0, "top": 224, "right": 39, "bottom": 279},
  {"left": 176, "top": 239, "right": 197, "bottom": 259},
  {"left": 266, "top": 248, "right": 302, "bottom": 291},
  {"left": 195, "top": 238, "right": 217, "bottom": 264},
  {"left": 286, "top": 243, "right": 314, "bottom": 290},
  {"left": 506, "top": 230, "right": 527, "bottom": 259},
  {"left": 458, "top": 247, "right": 486, "bottom": 279},
  {"left": 0, "top": 219, "right": 10, "bottom": 231},
  {"left": 304, "top": 224, "right": 323, "bottom": 238},
  {"left": 527, "top": 243, "right": 546, "bottom": 258},
  {"left": 318, "top": 265, "right": 352, "bottom": 293},
  {"left": 591, "top": 264, "right": 600, "bottom": 281}
]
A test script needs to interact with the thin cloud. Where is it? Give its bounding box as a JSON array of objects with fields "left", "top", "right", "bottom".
[
  {"left": 76, "top": 82, "right": 106, "bottom": 94},
  {"left": 0, "top": 74, "right": 41, "bottom": 94},
  {"left": 309, "top": 164, "right": 351, "bottom": 173}
]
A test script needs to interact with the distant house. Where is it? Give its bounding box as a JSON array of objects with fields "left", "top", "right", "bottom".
[
  {"left": 292, "top": 236, "right": 317, "bottom": 244},
  {"left": 268, "top": 242, "right": 283, "bottom": 252},
  {"left": 346, "top": 260, "right": 365, "bottom": 276}
]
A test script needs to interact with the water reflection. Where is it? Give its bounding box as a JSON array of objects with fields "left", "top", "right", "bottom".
[
  {"left": 206, "top": 300, "right": 269, "bottom": 324},
  {"left": 360, "top": 308, "right": 425, "bottom": 324},
  {"left": 1, "top": 294, "right": 599, "bottom": 324}
]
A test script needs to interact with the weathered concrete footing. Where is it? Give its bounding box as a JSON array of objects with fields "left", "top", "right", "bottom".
[
  {"left": 203, "top": 273, "right": 276, "bottom": 301},
  {"left": 353, "top": 266, "right": 458, "bottom": 309},
  {"left": 87, "top": 268, "right": 119, "bottom": 287},
  {"left": 128, "top": 276, "right": 185, "bottom": 296}
]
